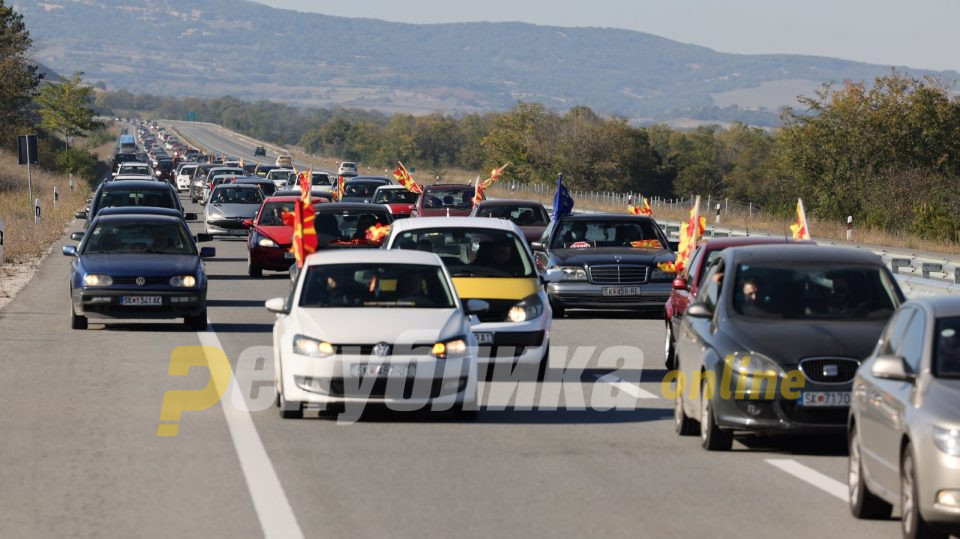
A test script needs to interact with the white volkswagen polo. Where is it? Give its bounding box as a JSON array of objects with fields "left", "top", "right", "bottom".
[{"left": 266, "top": 249, "right": 484, "bottom": 419}]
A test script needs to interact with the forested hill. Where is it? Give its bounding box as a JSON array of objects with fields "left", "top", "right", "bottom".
[{"left": 17, "top": 0, "right": 958, "bottom": 124}]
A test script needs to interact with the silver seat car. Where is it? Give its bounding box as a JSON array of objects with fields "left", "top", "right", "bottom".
[
  {"left": 204, "top": 184, "right": 265, "bottom": 236},
  {"left": 849, "top": 296, "right": 960, "bottom": 538}
]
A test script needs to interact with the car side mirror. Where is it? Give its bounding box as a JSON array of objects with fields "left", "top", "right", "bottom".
[
  {"left": 70, "top": 232, "right": 84, "bottom": 241},
  {"left": 75, "top": 211, "right": 87, "bottom": 220},
  {"left": 242, "top": 219, "right": 253, "bottom": 228},
  {"left": 196, "top": 233, "right": 214, "bottom": 243},
  {"left": 530, "top": 241, "right": 545, "bottom": 251},
  {"left": 541, "top": 267, "right": 563, "bottom": 284},
  {"left": 871, "top": 355, "right": 915, "bottom": 382},
  {"left": 672, "top": 277, "right": 688, "bottom": 291},
  {"left": 686, "top": 302, "right": 714, "bottom": 318},
  {"left": 184, "top": 212, "right": 198, "bottom": 221},
  {"left": 199, "top": 247, "right": 216, "bottom": 259},
  {"left": 465, "top": 299, "right": 489, "bottom": 316},
  {"left": 62, "top": 245, "right": 78, "bottom": 257},
  {"left": 265, "top": 297, "right": 288, "bottom": 314}
]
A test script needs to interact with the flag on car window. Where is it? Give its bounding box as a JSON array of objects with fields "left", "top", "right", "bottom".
[
  {"left": 627, "top": 197, "right": 653, "bottom": 216},
  {"left": 789, "top": 198, "right": 810, "bottom": 240},
  {"left": 282, "top": 173, "right": 318, "bottom": 267},
  {"left": 393, "top": 162, "right": 423, "bottom": 194},
  {"left": 658, "top": 197, "right": 705, "bottom": 274}
]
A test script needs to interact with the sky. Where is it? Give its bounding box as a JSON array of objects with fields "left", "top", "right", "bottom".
[{"left": 255, "top": 0, "right": 960, "bottom": 72}]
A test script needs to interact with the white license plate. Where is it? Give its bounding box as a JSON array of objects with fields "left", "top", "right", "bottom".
[
  {"left": 283, "top": 251, "right": 294, "bottom": 259},
  {"left": 800, "top": 392, "right": 851, "bottom": 407},
  {"left": 602, "top": 287, "right": 643, "bottom": 296},
  {"left": 474, "top": 332, "right": 494, "bottom": 345},
  {"left": 121, "top": 296, "right": 162, "bottom": 306},
  {"left": 350, "top": 364, "right": 414, "bottom": 378}
]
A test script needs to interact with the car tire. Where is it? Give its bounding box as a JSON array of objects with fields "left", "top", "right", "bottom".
[
  {"left": 674, "top": 382, "right": 697, "bottom": 436},
  {"left": 71, "top": 309, "right": 88, "bottom": 330},
  {"left": 700, "top": 381, "right": 733, "bottom": 451},
  {"left": 248, "top": 259, "right": 262, "bottom": 278},
  {"left": 664, "top": 321, "right": 677, "bottom": 370},
  {"left": 848, "top": 424, "right": 893, "bottom": 519},
  {"left": 901, "top": 444, "right": 946, "bottom": 539},
  {"left": 186, "top": 311, "right": 208, "bottom": 331}
]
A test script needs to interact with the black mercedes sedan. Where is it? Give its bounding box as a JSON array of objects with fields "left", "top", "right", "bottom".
[
  {"left": 531, "top": 214, "right": 676, "bottom": 317},
  {"left": 672, "top": 244, "right": 905, "bottom": 450}
]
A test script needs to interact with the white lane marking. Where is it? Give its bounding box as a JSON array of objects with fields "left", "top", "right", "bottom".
[
  {"left": 197, "top": 326, "right": 305, "bottom": 539},
  {"left": 593, "top": 374, "right": 659, "bottom": 399},
  {"left": 765, "top": 459, "right": 847, "bottom": 501}
]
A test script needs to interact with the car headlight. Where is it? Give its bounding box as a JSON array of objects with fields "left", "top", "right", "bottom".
[
  {"left": 169, "top": 275, "right": 197, "bottom": 288},
  {"left": 257, "top": 237, "right": 277, "bottom": 248},
  {"left": 650, "top": 266, "right": 676, "bottom": 281},
  {"left": 933, "top": 426, "right": 960, "bottom": 456},
  {"left": 724, "top": 352, "right": 783, "bottom": 377},
  {"left": 559, "top": 266, "right": 587, "bottom": 281},
  {"left": 508, "top": 293, "right": 544, "bottom": 322},
  {"left": 432, "top": 337, "right": 468, "bottom": 359},
  {"left": 293, "top": 335, "right": 335, "bottom": 358},
  {"left": 83, "top": 274, "right": 113, "bottom": 287}
]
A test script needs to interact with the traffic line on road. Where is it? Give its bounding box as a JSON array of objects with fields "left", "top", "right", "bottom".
[
  {"left": 593, "top": 374, "right": 659, "bottom": 399},
  {"left": 766, "top": 459, "right": 847, "bottom": 501},
  {"left": 198, "top": 325, "right": 305, "bottom": 539}
]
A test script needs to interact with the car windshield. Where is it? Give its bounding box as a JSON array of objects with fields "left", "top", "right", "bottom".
[
  {"left": 257, "top": 201, "right": 296, "bottom": 226},
  {"left": 344, "top": 182, "right": 381, "bottom": 197},
  {"left": 552, "top": 220, "right": 665, "bottom": 249},
  {"left": 211, "top": 187, "right": 264, "bottom": 205},
  {"left": 393, "top": 228, "right": 534, "bottom": 278},
  {"left": 240, "top": 182, "right": 276, "bottom": 196},
  {"left": 299, "top": 263, "right": 455, "bottom": 308},
  {"left": 732, "top": 263, "right": 898, "bottom": 320},
  {"left": 83, "top": 221, "right": 195, "bottom": 255},
  {"left": 421, "top": 189, "right": 472, "bottom": 209},
  {"left": 269, "top": 170, "right": 292, "bottom": 181},
  {"left": 477, "top": 204, "right": 549, "bottom": 227},
  {"left": 209, "top": 169, "right": 243, "bottom": 179},
  {"left": 934, "top": 317, "right": 960, "bottom": 378},
  {"left": 313, "top": 210, "right": 390, "bottom": 243},
  {"left": 312, "top": 174, "right": 332, "bottom": 186},
  {"left": 374, "top": 189, "right": 419, "bottom": 204},
  {"left": 120, "top": 165, "right": 152, "bottom": 175},
  {"left": 98, "top": 189, "right": 176, "bottom": 210}
]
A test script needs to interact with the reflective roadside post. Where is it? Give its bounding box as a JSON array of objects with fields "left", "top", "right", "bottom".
[
  {"left": 847, "top": 216, "right": 853, "bottom": 241},
  {"left": 34, "top": 198, "right": 41, "bottom": 225},
  {"left": 0, "top": 219, "right": 4, "bottom": 265},
  {"left": 54, "top": 185, "right": 59, "bottom": 207}
]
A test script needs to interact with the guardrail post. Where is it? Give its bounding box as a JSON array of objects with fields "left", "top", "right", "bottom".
[
  {"left": 921, "top": 263, "right": 943, "bottom": 280},
  {"left": 955, "top": 267, "right": 960, "bottom": 285},
  {"left": 847, "top": 216, "right": 853, "bottom": 241},
  {"left": 891, "top": 258, "right": 912, "bottom": 275}
]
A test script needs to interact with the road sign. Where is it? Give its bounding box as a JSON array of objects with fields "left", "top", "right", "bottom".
[{"left": 186, "top": 112, "right": 197, "bottom": 122}]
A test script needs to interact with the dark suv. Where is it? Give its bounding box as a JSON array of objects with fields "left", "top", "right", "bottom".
[{"left": 254, "top": 146, "right": 266, "bottom": 157}]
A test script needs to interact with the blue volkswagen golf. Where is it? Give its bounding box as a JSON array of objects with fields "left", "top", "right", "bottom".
[{"left": 63, "top": 213, "right": 215, "bottom": 330}]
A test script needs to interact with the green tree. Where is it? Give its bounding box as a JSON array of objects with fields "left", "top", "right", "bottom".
[
  {"left": 0, "top": 1, "right": 42, "bottom": 123},
  {"left": 36, "top": 72, "right": 100, "bottom": 148}
]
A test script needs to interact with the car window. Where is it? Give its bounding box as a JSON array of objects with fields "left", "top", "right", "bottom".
[
  {"left": 393, "top": 228, "right": 534, "bottom": 278},
  {"left": 477, "top": 205, "right": 549, "bottom": 227},
  {"left": 881, "top": 309, "right": 915, "bottom": 356},
  {"left": 732, "top": 263, "right": 898, "bottom": 320},
  {"left": 682, "top": 244, "right": 704, "bottom": 282},
  {"left": 551, "top": 220, "right": 665, "bottom": 249},
  {"left": 211, "top": 187, "right": 264, "bottom": 205},
  {"left": 897, "top": 310, "right": 925, "bottom": 373},
  {"left": 375, "top": 190, "right": 419, "bottom": 204},
  {"left": 345, "top": 183, "right": 381, "bottom": 197},
  {"left": 933, "top": 317, "right": 960, "bottom": 378},
  {"left": 83, "top": 221, "right": 195, "bottom": 255},
  {"left": 98, "top": 189, "right": 176, "bottom": 211},
  {"left": 313, "top": 211, "right": 390, "bottom": 243},
  {"left": 421, "top": 189, "right": 472, "bottom": 209},
  {"left": 699, "top": 260, "right": 724, "bottom": 308},
  {"left": 257, "top": 201, "right": 295, "bottom": 226},
  {"left": 299, "top": 263, "right": 455, "bottom": 309}
]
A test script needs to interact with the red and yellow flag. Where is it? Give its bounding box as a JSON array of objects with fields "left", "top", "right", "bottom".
[
  {"left": 627, "top": 197, "right": 653, "bottom": 216},
  {"left": 365, "top": 223, "right": 390, "bottom": 243},
  {"left": 337, "top": 175, "right": 345, "bottom": 201},
  {"left": 393, "top": 162, "right": 423, "bottom": 194},
  {"left": 789, "top": 198, "right": 810, "bottom": 240},
  {"left": 658, "top": 197, "right": 705, "bottom": 274},
  {"left": 281, "top": 173, "right": 318, "bottom": 268}
]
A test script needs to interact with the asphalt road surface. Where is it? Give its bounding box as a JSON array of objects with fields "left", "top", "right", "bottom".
[{"left": 0, "top": 126, "right": 906, "bottom": 538}]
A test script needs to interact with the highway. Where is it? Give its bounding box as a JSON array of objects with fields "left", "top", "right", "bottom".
[{"left": 0, "top": 122, "right": 905, "bottom": 538}]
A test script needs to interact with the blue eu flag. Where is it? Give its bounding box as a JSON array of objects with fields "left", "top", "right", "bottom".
[{"left": 552, "top": 173, "right": 574, "bottom": 220}]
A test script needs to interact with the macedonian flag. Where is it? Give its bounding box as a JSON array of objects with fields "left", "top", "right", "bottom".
[
  {"left": 393, "top": 162, "right": 423, "bottom": 194},
  {"left": 282, "top": 173, "right": 318, "bottom": 268},
  {"left": 627, "top": 197, "right": 653, "bottom": 216},
  {"left": 658, "top": 197, "right": 705, "bottom": 274},
  {"left": 789, "top": 198, "right": 810, "bottom": 240},
  {"left": 365, "top": 222, "right": 390, "bottom": 243}
]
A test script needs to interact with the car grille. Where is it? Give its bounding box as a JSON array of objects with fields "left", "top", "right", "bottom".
[
  {"left": 112, "top": 276, "right": 171, "bottom": 286},
  {"left": 799, "top": 358, "right": 860, "bottom": 384},
  {"left": 332, "top": 343, "right": 434, "bottom": 356},
  {"left": 588, "top": 265, "right": 649, "bottom": 285}
]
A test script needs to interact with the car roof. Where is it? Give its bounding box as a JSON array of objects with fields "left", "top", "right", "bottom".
[
  {"left": 348, "top": 176, "right": 389, "bottom": 182},
  {"left": 112, "top": 174, "right": 157, "bottom": 181},
  {"left": 273, "top": 189, "right": 332, "bottom": 198},
  {"left": 701, "top": 236, "right": 811, "bottom": 250},
  {"left": 477, "top": 199, "right": 545, "bottom": 208},
  {"left": 905, "top": 296, "right": 960, "bottom": 318},
  {"left": 213, "top": 183, "right": 261, "bottom": 189},
  {"left": 264, "top": 195, "right": 320, "bottom": 203},
  {"left": 725, "top": 244, "right": 884, "bottom": 265},
  {"left": 304, "top": 248, "right": 442, "bottom": 268},
  {"left": 557, "top": 213, "right": 657, "bottom": 222},
  {"left": 423, "top": 183, "right": 474, "bottom": 191},
  {"left": 234, "top": 177, "right": 273, "bottom": 183},
  {"left": 389, "top": 216, "right": 520, "bottom": 234},
  {"left": 375, "top": 185, "right": 408, "bottom": 190},
  {"left": 92, "top": 213, "right": 184, "bottom": 225},
  {"left": 315, "top": 202, "right": 389, "bottom": 212},
  {"left": 119, "top": 161, "right": 151, "bottom": 167},
  {"left": 100, "top": 180, "right": 172, "bottom": 190},
  {"left": 97, "top": 207, "right": 183, "bottom": 218}
]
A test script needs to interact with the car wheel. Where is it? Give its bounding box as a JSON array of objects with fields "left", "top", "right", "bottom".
[
  {"left": 664, "top": 321, "right": 677, "bottom": 370},
  {"left": 186, "top": 311, "right": 208, "bottom": 331},
  {"left": 848, "top": 424, "right": 893, "bottom": 518},
  {"left": 700, "top": 381, "right": 733, "bottom": 451},
  {"left": 674, "top": 381, "right": 697, "bottom": 436},
  {"left": 71, "top": 308, "right": 88, "bottom": 330},
  {"left": 248, "top": 259, "right": 262, "bottom": 278},
  {"left": 901, "top": 444, "right": 946, "bottom": 539}
]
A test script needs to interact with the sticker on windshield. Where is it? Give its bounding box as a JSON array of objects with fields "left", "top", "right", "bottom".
[
  {"left": 943, "top": 328, "right": 956, "bottom": 338},
  {"left": 567, "top": 241, "right": 593, "bottom": 249}
]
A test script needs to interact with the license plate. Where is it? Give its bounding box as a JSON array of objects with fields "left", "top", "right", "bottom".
[
  {"left": 800, "top": 391, "right": 851, "bottom": 407},
  {"left": 283, "top": 251, "right": 294, "bottom": 259},
  {"left": 350, "top": 364, "right": 413, "bottom": 378},
  {"left": 474, "top": 332, "right": 494, "bottom": 345},
  {"left": 120, "top": 296, "right": 162, "bottom": 306},
  {"left": 602, "top": 287, "right": 643, "bottom": 296}
]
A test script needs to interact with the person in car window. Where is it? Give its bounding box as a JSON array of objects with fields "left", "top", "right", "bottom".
[
  {"left": 739, "top": 277, "right": 767, "bottom": 316},
  {"left": 562, "top": 222, "right": 588, "bottom": 245}
]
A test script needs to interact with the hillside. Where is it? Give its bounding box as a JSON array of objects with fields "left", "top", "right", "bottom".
[{"left": 15, "top": 0, "right": 958, "bottom": 124}]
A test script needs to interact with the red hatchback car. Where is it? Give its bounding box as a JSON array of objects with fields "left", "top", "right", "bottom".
[
  {"left": 411, "top": 184, "right": 475, "bottom": 217},
  {"left": 663, "top": 236, "right": 812, "bottom": 369},
  {"left": 244, "top": 195, "right": 325, "bottom": 277}
]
